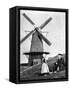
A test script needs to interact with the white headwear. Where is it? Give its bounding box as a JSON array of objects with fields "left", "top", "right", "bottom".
[{"left": 58, "top": 54, "right": 62, "bottom": 59}]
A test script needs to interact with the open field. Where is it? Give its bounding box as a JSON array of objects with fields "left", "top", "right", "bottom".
[
  {"left": 20, "top": 54, "right": 66, "bottom": 80},
  {"left": 20, "top": 64, "right": 66, "bottom": 80}
]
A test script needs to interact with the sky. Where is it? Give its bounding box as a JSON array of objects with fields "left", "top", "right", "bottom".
[{"left": 20, "top": 10, "right": 65, "bottom": 64}]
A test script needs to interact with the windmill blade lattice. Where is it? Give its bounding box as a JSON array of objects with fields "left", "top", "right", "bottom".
[
  {"left": 36, "top": 30, "right": 52, "bottom": 46},
  {"left": 39, "top": 17, "right": 52, "bottom": 29},
  {"left": 20, "top": 30, "right": 35, "bottom": 44},
  {"left": 23, "top": 13, "right": 35, "bottom": 27}
]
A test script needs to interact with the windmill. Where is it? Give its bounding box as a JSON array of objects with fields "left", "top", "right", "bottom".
[{"left": 20, "top": 13, "right": 52, "bottom": 66}]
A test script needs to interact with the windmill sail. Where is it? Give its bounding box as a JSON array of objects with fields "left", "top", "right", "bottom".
[
  {"left": 23, "top": 13, "right": 35, "bottom": 26},
  {"left": 39, "top": 17, "right": 52, "bottom": 29},
  {"left": 20, "top": 30, "right": 35, "bottom": 44},
  {"left": 37, "top": 30, "right": 52, "bottom": 46}
]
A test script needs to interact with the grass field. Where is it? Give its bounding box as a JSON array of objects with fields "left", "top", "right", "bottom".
[
  {"left": 20, "top": 64, "right": 66, "bottom": 81},
  {"left": 20, "top": 54, "right": 66, "bottom": 81}
]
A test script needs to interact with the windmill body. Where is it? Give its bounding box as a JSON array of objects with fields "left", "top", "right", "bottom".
[
  {"left": 20, "top": 13, "right": 52, "bottom": 66},
  {"left": 30, "top": 31, "right": 43, "bottom": 53},
  {"left": 29, "top": 29, "right": 43, "bottom": 65}
]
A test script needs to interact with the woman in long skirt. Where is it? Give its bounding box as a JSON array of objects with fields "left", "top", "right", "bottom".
[{"left": 41, "top": 57, "right": 49, "bottom": 76}]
